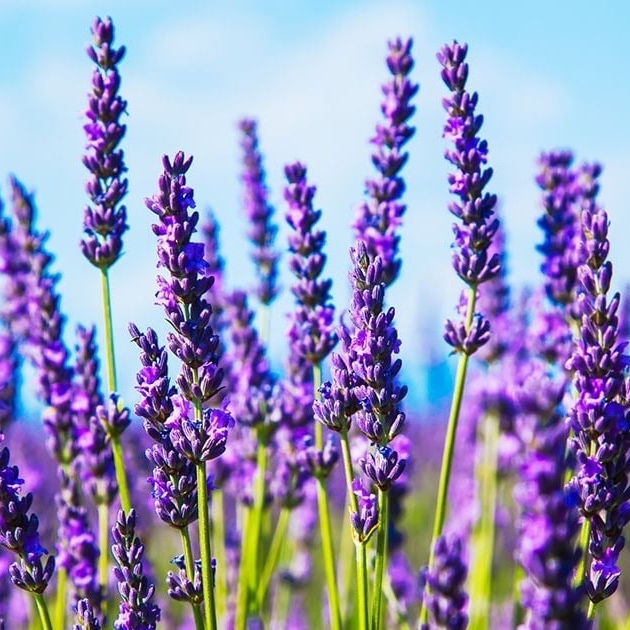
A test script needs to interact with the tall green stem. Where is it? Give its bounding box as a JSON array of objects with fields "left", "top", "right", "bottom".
[
  {"left": 212, "top": 488, "right": 227, "bottom": 622},
  {"left": 180, "top": 526, "right": 205, "bottom": 630},
  {"left": 468, "top": 410, "right": 499, "bottom": 630},
  {"left": 420, "top": 286, "right": 476, "bottom": 624},
  {"left": 248, "top": 437, "right": 269, "bottom": 597},
  {"left": 100, "top": 268, "right": 118, "bottom": 393},
  {"left": 339, "top": 431, "right": 369, "bottom": 630},
  {"left": 197, "top": 461, "right": 217, "bottom": 630},
  {"left": 54, "top": 566, "right": 67, "bottom": 630},
  {"left": 235, "top": 505, "right": 252, "bottom": 629},
  {"left": 100, "top": 269, "right": 131, "bottom": 514},
  {"left": 371, "top": 489, "right": 389, "bottom": 630},
  {"left": 98, "top": 502, "right": 109, "bottom": 591},
  {"left": 257, "top": 505, "right": 290, "bottom": 606},
  {"left": 312, "top": 363, "right": 342, "bottom": 630},
  {"left": 34, "top": 592, "right": 53, "bottom": 630}
]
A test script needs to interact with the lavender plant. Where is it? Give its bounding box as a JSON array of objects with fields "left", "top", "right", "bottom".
[{"left": 3, "top": 13, "right": 630, "bottom": 630}]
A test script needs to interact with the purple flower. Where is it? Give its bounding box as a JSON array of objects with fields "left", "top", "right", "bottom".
[
  {"left": 56, "top": 472, "right": 101, "bottom": 612},
  {"left": 238, "top": 118, "right": 280, "bottom": 305},
  {"left": 349, "top": 478, "right": 379, "bottom": 543},
  {"left": 73, "top": 598, "right": 102, "bottom": 630},
  {"left": 353, "top": 38, "right": 418, "bottom": 286},
  {"left": 284, "top": 162, "right": 338, "bottom": 365},
  {"left": 419, "top": 535, "right": 468, "bottom": 630},
  {"left": 130, "top": 326, "right": 199, "bottom": 529},
  {"left": 0, "top": 435, "right": 55, "bottom": 594},
  {"left": 437, "top": 41, "right": 500, "bottom": 355},
  {"left": 0, "top": 331, "right": 17, "bottom": 429},
  {"left": 145, "top": 152, "right": 223, "bottom": 408},
  {"left": 564, "top": 184, "right": 630, "bottom": 604},
  {"left": 111, "top": 509, "right": 160, "bottom": 629},
  {"left": 81, "top": 16, "right": 128, "bottom": 270}
]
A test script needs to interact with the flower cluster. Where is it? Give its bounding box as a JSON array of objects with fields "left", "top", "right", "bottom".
[
  {"left": 81, "top": 16, "right": 128, "bottom": 270},
  {"left": 353, "top": 37, "right": 418, "bottom": 287},
  {"left": 566, "top": 194, "right": 630, "bottom": 603},
  {"left": 239, "top": 118, "right": 280, "bottom": 305},
  {"left": 437, "top": 40, "right": 500, "bottom": 355},
  {"left": 111, "top": 509, "right": 160, "bottom": 629},
  {"left": 0, "top": 434, "right": 55, "bottom": 595}
]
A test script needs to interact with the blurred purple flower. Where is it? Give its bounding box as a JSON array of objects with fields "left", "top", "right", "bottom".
[{"left": 239, "top": 118, "right": 280, "bottom": 305}]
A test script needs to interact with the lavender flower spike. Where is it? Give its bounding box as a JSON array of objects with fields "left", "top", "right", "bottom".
[
  {"left": 565, "top": 185, "right": 630, "bottom": 607},
  {"left": 419, "top": 535, "right": 468, "bottom": 630},
  {"left": 0, "top": 434, "right": 56, "bottom": 597},
  {"left": 284, "top": 162, "right": 338, "bottom": 365},
  {"left": 437, "top": 39, "right": 500, "bottom": 310},
  {"left": 111, "top": 509, "right": 160, "bottom": 629},
  {"left": 81, "top": 16, "right": 128, "bottom": 269},
  {"left": 353, "top": 37, "right": 418, "bottom": 287},
  {"left": 239, "top": 118, "right": 280, "bottom": 305}
]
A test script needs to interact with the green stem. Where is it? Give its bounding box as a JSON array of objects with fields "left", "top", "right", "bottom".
[
  {"left": 212, "top": 488, "right": 227, "bottom": 622},
  {"left": 98, "top": 501, "right": 109, "bottom": 594},
  {"left": 339, "top": 431, "right": 369, "bottom": 629},
  {"left": 180, "top": 526, "right": 205, "bottom": 630},
  {"left": 356, "top": 542, "right": 369, "bottom": 630},
  {"left": 257, "top": 505, "right": 290, "bottom": 606},
  {"left": 110, "top": 434, "right": 132, "bottom": 514},
  {"left": 100, "top": 268, "right": 118, "bottom": 392},
  {"left": 315, "top": 475, "right": 342, "bottom": 630},
  {"left": 54, "top": 566, "right": 67, "bottom": 630},
  {"left": 197, "top": 461, "right": 217, "bottom": 630},
  {"left": 468, "top": 410, "right": 500, "bottom": 630},
  {"left": 420, "top": 286, "right": 476, "bottom": 624},
  {"left": 312, "top": 363, "right": 342, "bottom": 630},
  {"left": 100, "top": 269, "right": 133, "bottom": 515},
  {"left": 248, "top": 438, "right": 269, "bottom": 602},
  {"left": 370, "top": 489, "right": 389, "bottom": 630},
  {"left": 235, "top": 505, "right": 252, "bottom": 629},
  {"left": 33, "top": 592, "right": 53, "bottom": 630}
]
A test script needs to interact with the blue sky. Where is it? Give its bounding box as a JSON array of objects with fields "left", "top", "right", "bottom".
[{"left": 1, "top": 1, "right": 629, "bottom": 408}]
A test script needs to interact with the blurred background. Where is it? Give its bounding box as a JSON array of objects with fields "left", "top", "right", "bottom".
[{"left": 0, "top": 0, "right": 628, "bottom": 413}]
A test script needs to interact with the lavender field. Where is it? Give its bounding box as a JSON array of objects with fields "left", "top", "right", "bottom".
[{"left": 0, "top": 6, "right": 629, "bottom": 630}]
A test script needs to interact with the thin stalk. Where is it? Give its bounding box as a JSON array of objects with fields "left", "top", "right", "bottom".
[
  {"left": 234, "top": 505, "right": 252, "bottom": 629},
  {"left": 180, "top": 526, "right": 205, "bottom": 630},
  {"left": 33, "top": 592, "right": 53, "bottom": 630},
  {"left": 468, "top": 410, "right": 500, "bottom": 630},
  {"left": 312, "top": 363, "right": 342, "bottom": 630},
  {"left": 98, "top": 502, "right": 109, "bottom": 592},
  {"left": 212, "top": 488, "right": 227, "bottom": 622},
  {"left": 110, "top": 435, "right": 132, "bottom": 514},
  {"left": 370, "top": 489, "right": 389, "bottom": 630},
  {"left": 420, "top": 286, "right": 476, "bottom": 624},
  {"left": 54, "top": 566, "right": 67, "bottom": 630},
  {"left": 100, "top": 268, "right": 118, "bottom": 392},
  {"left": 355, "top": 542, "right": 369, "bottom": 630},
  {"left": 248, "top": 437, "right": 269, "bottom": 602},
  {"left": 197, "top": 461, "right": 217, "bottom": 630},
  {"left": 100, "top": 269, "right": 132, "bottom": 514},
  {"left": 257, "top": 505, "right": 290, "bottom": 606},
  {"left": 339, "top": 509, "right": 356, "bottom": 623},
  {"left": 339, "top": 431, "right": 369, "bottom": 630}
]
